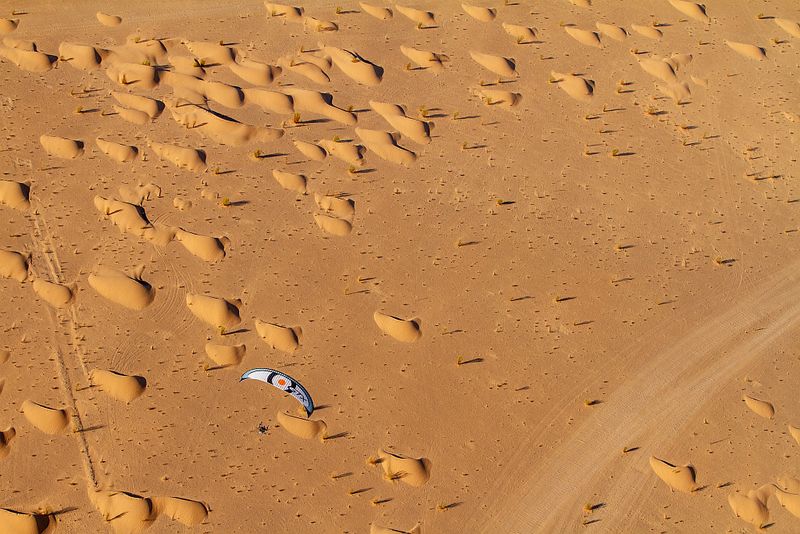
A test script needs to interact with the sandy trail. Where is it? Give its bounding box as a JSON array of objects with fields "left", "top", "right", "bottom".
[{"left": 475, "top": 257, "right": 800, "bottom": 533}]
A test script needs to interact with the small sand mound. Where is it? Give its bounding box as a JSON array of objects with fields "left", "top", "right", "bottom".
[
  {"left": 149, "top": 141, "right": 206, "bottom": 172},
  {"left": 396, "top": 5, "right": 435, "bottom": 26},
  {"left": 631, "top": 24, "right": 663, "bottom": 40},
  {"left": 264, "top": 2, "right": 304, "bottom": 20},
  {"left": 356, "top": 128, "right": 417, "bottom": 166},
  {"left": 229, "top": 57, "right": 281, "bottom": 86},
  {"left": 0, "top": 349, "right": 9, "bottom": 364},
  {"left": 371, "top": 524, "right": 421, "bottom": 534},
  {"left": 726, "top": 40, "right": 766, "bottom": 60},
  {"left": 728, "top": 492, "right": 769, "bottom": 528},
  {"left": 399, "top": 45, "right": 446, "bottom": 73},
  {"left": 204, "top": 342, "right": 246, "bottom": 367},
  {"left": 668, "top": 0, "right": 709, "bottom": 23},
  {"left": 0, "top": 19, "right": 19, "bottom": 34},
  {"left": 273, "top": 169, "right": 307, "bottom": 194},
  {"left": 479, "top": 89, "right": 522, "bottom": 108},
  {"left": 373, "top": 311, "right": 421, "bottom": 342},
  {"left": 649, "top": 456, "right": 697, "bottom": 493},
  {"left": 277, "top": 410, "right": 327, "bottom": 439},
  {"left": 565, "top": 27, "right": 602, "bottom": 48},
  {"left": 244, "top": 88, "right": 294, "bottom": 114},
  {"left": 775, "top": 18, "right": 800, "bottom": 38},
  {"left": 322, "top": 46, "right": 383, "bottom": 86},
  {"left": 775, "top": 487, "right": 800, "bottom": 519},
  {"left": 32, "top": 279, "right": 73, "bottom": 308},
  {"left": 91, "top": 369, "right": 146, "bottom": 402},
  {"left": 595, "top": 22, "right": 627, "bottom": 41},
  {"left": 202, "top": 80, "right": 245, "bottom": 108},
  {"left": 638, "top": 57, "right": 678, "bottom": 82},
  {"left": 0, "top": 427, "right": 15, "bottom": 459},
  {"left": 377, "top": 449, "right": 431, "bottom": 486},
  {"left": 186, "top": 294, "right": 241, "bottom": 329},
  {"left": 97, "top": 12, "right": 122, "bottom": 26},
  {"left": 21, "top": 400, "right": 69, "bottom": 434},
  {"left": 111, "top": 91, "right": 163, "bottom": 118},
  {"left": 778, "top": 475, "right": 800, "bottom": 493},
  {"left": 155, "top": 497, "right": 208, "bottom": 527},
  {"left": 58, "top": 42, "right": 104, "bottom": 70},
  {"left": 550, "top": 71, "right": 595, "bottom": 102},
  {"left": 294, "top": 140, "right": 327, "bottom": 161},
  {"left": 315, "top": 194, "right": 355, "bottom": 220},
  {"left": 503, "top": 23, "right": 537, "bottom": 44},
  {"left": 90, "top": 490, "right": 156, "bottom": 534},
  {"left": 175, "top": 229, "right": 228, "bottom": 262},
  {"left": 113, "top": 105, "right": 150, "bottom": 125},
  {"left": 96, "top": 138, "right": 138, "bottom": 163},
  {"left": 254, "top": 319, "right": 302, "bottom": 353},
  {"left": 469, "top": 51, "right": 517, "bottom": 78},
  {"left": 319, "top": 139, "right": 365, "bottom": 166},
  {"left": 789, "top": 424, "right": 800, "bottom": 444},
  {"left": 462, "top": 4, "right": 496, "bottom": 22},
  {"left": 743, "top": 394, "right": 774, "bottom": 418},
  {"left": 669, "top": 53, "right": 693, "bottom": 70},
  {"left": 0, "top": 508, "right": 53, "bottom": 534},
  {"left": 0, "top": 180, "right": 30, "bottom": 211},
  {"left": 94, "top": 196, "right": 173, "bottom": 245},
  {"left": 283, "top": 59, "right": 330, "bottom": 84},
  {"left": 0, "top": 250, "right": 28, "bottom": 282},
  {"left": 39, "top": 135, "right": 83, "bottom": 159},
  {"left": 314, "top": 213, "right": 353, "bottom": 237},
  {"left": 360, "top": 3, "right": 393, "bottom": 20},
  {"left": 106, "top": 62, "right": 159, "bottom": 90},
  {"left": 184, "top": 40, "right": 235, "bottom": 65},
  {"left": 285, "top": 88, "right": 355, "bottom": 125},
  {"left": 88, "top": 267, "right": 155, "bottom": 310},
  {"left": 3, "top": 37, "right": 36, "bottom": 51},
  {"left": 0, "top": 46, "right": 55, "bottom": 72},
  {"left": 304, "top": 16, "right": 338, "bottom": 32},
  {"left": 657, "top": 81, "right": 691, "bottom": 103},
  {"left": 370, "top": 100, "right": 431, "bottom": 144}
]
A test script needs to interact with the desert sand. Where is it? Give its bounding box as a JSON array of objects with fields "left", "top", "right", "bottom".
[{"left": 1, "top": 1, "right": 800, "bottom": 533}]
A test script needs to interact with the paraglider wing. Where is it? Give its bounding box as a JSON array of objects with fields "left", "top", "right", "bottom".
[{"left": 240, "top": 367, "right": 314, "bottom": 416}]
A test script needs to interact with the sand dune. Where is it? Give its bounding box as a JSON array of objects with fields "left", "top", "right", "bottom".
[
  {"left": 105, "top": 62, "right": 159, "bottom": 90},
  {"left": 169, "top": 55, "right": 206, "bottom": 77},
  {"left": 184, "top": 40, "right": 236, "bottom": 65},
  {"left": 319, "top": 139, "right": 365, "bottom": 165},
  {"left": 284, "top": 88, "right": 356, "bottom": 125},
  {"left": 789, "top": 424, "right": 800, "bottom": 444},
  {"left": 282, "top": 59, "right": 330, "bottom": 84},
  {"left": 728, "top": 491, "right": 769, "bottom": 528},
  {"left": 479, "top": 89, "right": 522, "bottom": 109},
  {"left": 149, "top": 141, "right": 206, "bottom": 172},
  {"left": 469, "top": 51, "right": 517, "bottom": 78},
  {"left": 93, "top": 195, "right": 174, "bottom": 245},
  {"left": 631, "top": 24, "right": 662, "bottom": 40},
  {"left": 0, "top": 19, "right": 19, "bottom": 34},
  {"left": 39, "top": 135, "right": 84, "bottom": 159},
  {"left": 668, "top": 0, "right": 710, "bottom": 23},
  {"left": 175, "top": 228, "right": 228, "bottom": 262},
  {"left": 396, "top": 5, "right": 436, "bottom": 26},
  {"left": 254, "top": 319, "right": 302, "bottom": 353},
  {"left": 0, "top": 250, "right": 28, "bottom": 282},
  {"left": 90, "top": 369, "right": 147, "bottom": 403},
  {"left": 373, "top": 311, "right": 421, "bottom": 342},
  {"left": 166, "top": 100, "right": 282, "bottom": 146},
  {"left": 775, "top": 18, "right": 800, "bottom": 38},
  {"left": 377, "top": 449, "right": 431, "bottom": 486},
  {"left": 657, "top": 81, "right": 691, "bottom": 103},
  {"left": 313, "top": 213, "right": 353, "bottom": 236},
  {"left": 3, "top": 37, "right": 36, "bottom": 51},
  {"left": 565, "top": 27, "right": 602, "bottom": 48},
  {"left": 399, "top": 45, "right": 446, "bottom": 73},
  {"left": 638, "top": 57, "right": 678, "bottom": 83},
  {"left": 775, "top": 487, "right": 800, "bottom": 519},
  {"left": 113, "top": 105, "right": 150, "bottom": 125},
  {"left": 550, "top": 71, "right": 595, "bottom": 101},
  {"left": 462, "top": 4, "right": 496, "bottom": 22},
  {"left": 322, "top": 46, "right": 383, "bottom": 86},
  {"left": 356, "top": 128, "right": 417, "bottom": 166},
  {"left": 294, "top": 140, "right": 327, "bottom": 161},
  {"left": 21, "top": 400, "right": 69, "bottom": 434},
  {"left": 360, "top": 3, "right": 393, "bottom": 20},
  {"left": 243, "top": 88, "right": 294, "bottom": 114},
  {"left": 204, "top": 342, "right": 246, "bottom": 367},
  {"left": 0, "top": 180, "right": 30, "bottom": 211},
  {"left": 276, "top": 410, "right": 327, "bottom": 439},
  {"left": 370, "top": 101, "right": 432, "bottom": 144},
  {"left": 648, "top": 456, "right": 697, "bottom": 493},
  {"left": 315, "top": 194, "right": 354, "bottom": 220},
  {"left": 88, "top": 266, "right": 155, "bottom": 310},
  {"left": 32, "top": 278, "right": 73, "bottom": 308},
  {"left": 96, "top": 138, "right": 138, "bottom": 163},
  {"left": 725, "top": 40, "right": 766, "bottom": 60},
  {"left": 743, "top": 394, "right": 775, "bottom": 418},
  {"left": 502, "top": 23, "right": 537, "bottom": 44},
  {"left": 203, "top": 80, "right": 245, "bottom": 108},
  {"left": 111, "top": 91, "right": 163, "bottom": 118},
  {"left": 90, "top": 489, "right": 156, "bottom": 534},
  {"left": 0, "top": 427, "right": 15, "bottom": 459},
  {"left": 0, "top": 508, "right": 54, "bottom": 534},
  {"left": 0, "top": 46, "right": 55, "bottom": 72},
  {"left": 595, "top": 22, "right": 627, "bottom": 42},
  {"left": 778, "top": 475, "right": 800, "bottom": 493},
  {"left": 155, "top": 496, "right": 208, "bottom": 527},
  {"left": 58, "top": 42, "right": 104, "bottom": 70},
  {"left": 304, "top": 16, "right": 338, "bottom": 32},
  {"left": 264, "top": 2, "right": 304, "bottom": 20},
  {"left": 96, "top": 12, "right": 122, "bottom": 27},
  {"left": 272, "top": 169, "right": 307, "bottom": 194},
  {"left": 186, "top": 294, "right": 241, "bottom": 329}
]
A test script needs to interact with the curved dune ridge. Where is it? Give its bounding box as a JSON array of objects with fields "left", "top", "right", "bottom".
[
  {"left": 0, "top": 427, "right": 15, "bottom": 459},
  {"left": 204, "top": 342, "right": 246, "bottom": 367},
  {"left": 170, "top": 55, "right": 206, "bottom": 77},
  {"left": 648, "top": 456, "right": 697, "bottom": 493},
  {"left": 175, "top": 229, "right": 228, "bottom": 263},
  {"left": 111, "top": 91, "right": 163, "bottom": 118},
  {"left": 243, "top": 88, "right": 294, "bottom": 114},
  {"left": 106, "top": 62, "right": 159, "bottom": 90},
  {"left": 276, "top": 410, "right": 327, "bottom": 439},
  {"left": 3, "top": 37, "right": 36, "bottom": 51},
  {"left": 284, "top": 88, "right": 356, "bottom": 125},
  {"left": 322, "top": 46, "right": 383, "bottom": 86},
  {"left": 479, "top": 89, "right": 522, "bottom": 109},
  {"left": 373, "top": 311, "right": 421, "bottom": 342},
  {"left": 96, "top": 12, "right": 122, "bottom": 27},
  {"left": 377, "top": 449, "right": 431, "bottom": 486},
  {"left": 725, "top": 40, "right": 766, "bottom": 60},
  {"left": 21, "top": 400, "right": 69, "bottom": 434},
  {"left": 743, "top": 394, "right": 774, "bottom": 418},
  {"left": 0, "top": 508, "right": 54, "bottom": 534},
  {"left": 168, "top": 101, "right": 283, "bottom": 146},
  {"left": 462, "top": 4, "right": 496, "bottom": 22},
  {"left": 203, "top": 80, "right": 246, "bottom": 108},
  {"left": 90, "top": 369, "right": 147, "bottom": 403},
  {"left": 668, "top": 0, "right": 709, "bottom": 23},
  {"left": 595, "top": 22, "right": 627, "bottom": 42},
  {"left": 0, "top": 19, "right": 19, "bottom": 34},
  {"left": 775, "top": 18, "right": 800, "bottom": 38},
  {"left": 32, "top": 279, "right": 73, "bottom": 308},
  {"left": 0, "top": 46, "right": 56, "bottom": 72},
  {"left": 638, "top": 57, "right": 677, "bottom": 83},
  {"left": 356, "top": 128, "right": 417, "bottom": 166},
  {"left": 314, "top": 213, "right": 353, "bottom": 236},
  {"left": 631, "top": 24, "right": 663, "bottom": 40},
  {"left": 114, "top": 105, "right": 150, "bottom": 125},
  {"left": 88, "top": 266, "right": 155, "bottom": 311},
  {"left": 396, "top": 5, "right": 435, "bottom": 26},
  {"left": 149, "top": 141, "right": 207, "bottom": 172},
  {"left": 728, "top": 491, "right": 769, "bottom": 528},
  {"left": 254, "top": 319, "right": 302, "bottom": 353},
  {"left": 399, "top": 45, "right": 446, "bottom": 73},
  {"left": 319, "top": 139, "right": 365, "bottom": 166},
  {"left": 186, "top": 294, "right": 241, "bottom": 329},
  {"left": 90, "top": 489, "right": 156, "bottom": 533},
  {"left": 0, "top": 250, "right": 28, "bottom": 282},
  {"left": 154, "top": 496, "right": 208, "bottom": 527},
  {"left": 775, "top": 486, "right": 800, "bottom": 519},
  {"left": 789, "top": 424, "right": 800, "bottom": 444},
  {"left": 93, "top": 195, "right": 174, "bottom": 246},
  {"left": 564, "top": 26, "right": 602, "bottom": 48},
  {"left": 58, "top": 42, "right": 104, "bottom": 70},
  {"left": 315, "top": 194, "right": 355, "bottom": 220},
  {"left": 96, "top": 138, "right": 138, "bottom": 163},
  {"left": 778, "top": 475, "right": 800, "bottom": 493},
  {"left": 283, "top": 58, "right": 330, "bottom": 84},
  {"left": 360, "top": 3, "right": 393, "bottom": 21},
  {"left": 304, "top": 16, "right": 338, "bottom": 32},
  {"left": 229, "top": 57, "right": 281, "bottom": 85},
  {"left": 184, "top": 40, "right": 236, "bottom": 66},
  {"left": 264, "top": 2, "right": 304, "bottom": 20},
  {"left": 39, "top": 135, "right": 83, "bottom": 159},
  {"left": 370, "top": 523, "right": 421, "bottom": 534},
  {"left": 503, "top": 23, "right": 537, "bottom": 44},
  {"left": 294, "top": 140, "right": 327, "bottom": 161},
  {"left": 551, "top": 71, "right": 595, "bottom": 101},
  {"left": 370, "top": 101, "right": 432, "bottom": 144},
  {"left": 469, "top": 51, "right": 517, "bottom": 78},
  {"left": 272, "top": 169, "right": 307, "bottom": 194},
  {"left": 0, "top": 180, "right": 30, "bottom": 211}
]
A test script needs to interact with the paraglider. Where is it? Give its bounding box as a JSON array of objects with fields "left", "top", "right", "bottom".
[{"left": 240, "top": 368, "right": 315, "bottom": 416}]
